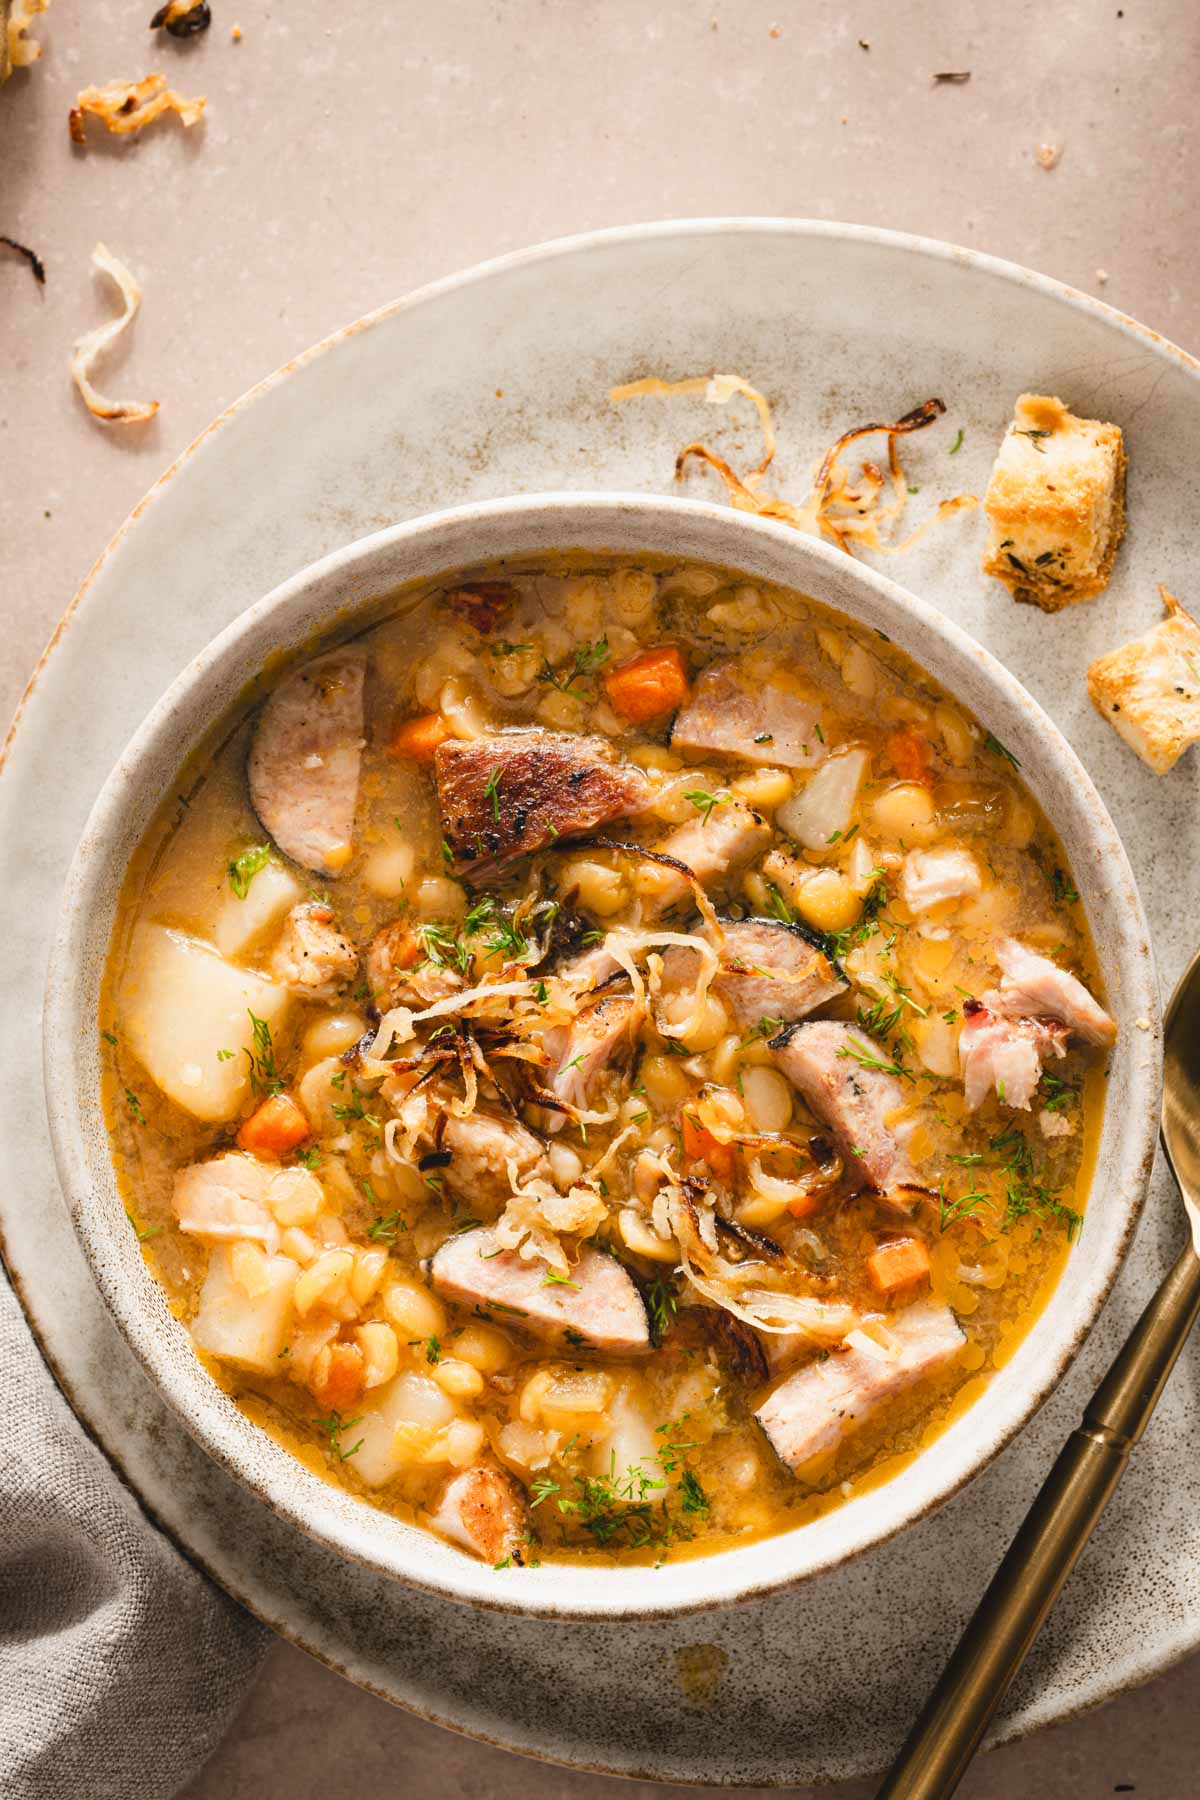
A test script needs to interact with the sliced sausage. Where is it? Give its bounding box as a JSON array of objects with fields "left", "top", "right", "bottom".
[
  {"left": 671, "top": 660, "right": 828, "bottom": 769},
  {"left": 435, "top": 732, "right": 649, "bottom": 876},
  {"left": 247, "top": 652, "right": 365, "bottom": 876},
  {"left": 770, "top": 1020, "right": 923, "bottom": 1208},
  {"left": 662, "top": 917, "right": 846, "bottom": 1030},
  {"left": 430, "top": 1226, "right": 650, "bottom": 1354},
  {"left": 755, "top": 1299, "right": 965, "bottom": 1473}
]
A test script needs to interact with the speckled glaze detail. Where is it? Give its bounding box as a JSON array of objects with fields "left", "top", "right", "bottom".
[
  {"left": 4, "top": 220, "right": 1196, "bottom": 1783},
  {"left": 44, "top": 491, "right": 1159, "bottom": 1620}
]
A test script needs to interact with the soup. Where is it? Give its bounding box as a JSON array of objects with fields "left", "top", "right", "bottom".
[{"left": 103, "top": 556, "right": 1114, "bottom": 1570}]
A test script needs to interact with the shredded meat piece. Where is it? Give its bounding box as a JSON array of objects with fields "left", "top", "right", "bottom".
[
  {"left": 69, "top": 72, "right": 206, "bottom": 143},
  {"left": 428, "top": 1463, "right": 530, "bottom": 1563},
  {"left": 269, "top": 903, "right": 357, "bottom": 1002},
  {"left": 365, "top": 918, "right": 463, "bottom": 1011},
  {"left": 442, "top": 581, "right": 514, "bottom": 634}
]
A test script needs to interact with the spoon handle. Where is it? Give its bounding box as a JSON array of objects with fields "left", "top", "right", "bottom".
[{"left": 877, "top": 1239, "right": 1200, "bottom": 1800}]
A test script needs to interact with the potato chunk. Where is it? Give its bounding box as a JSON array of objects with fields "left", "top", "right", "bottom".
[
  {"left": 212, "top": 860, "right": 305, "bottom": 958},
  {"left": 352, "top": 1373, "right": 456, "bottom": 1488},
  {"left": 1087, "top": 586, "right": 1200, "bottom": 772},
  {"left": 119, "top": 923, "right": 290, "bottom": 1121},
  {"left": 982, "top": 394, "right": 1126, "bottom": 610},
  {"left": 192, "top": 1247, "right": 297, "bottom": 1373}
]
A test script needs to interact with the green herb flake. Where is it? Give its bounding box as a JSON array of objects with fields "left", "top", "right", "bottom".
[
  {"left": 314, "top": 1410, "right": 364, "bottom": 1463},
  {"left": 227, "top": 843, "right": 273, "bottom": 900},
  {"left": 983, "top": 732, "right": 1021, "bottom": 770}
]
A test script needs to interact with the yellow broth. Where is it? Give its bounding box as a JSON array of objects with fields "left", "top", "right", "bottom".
[{"left": 102, "top": 555, "right": 1109, "bottom": 1569}]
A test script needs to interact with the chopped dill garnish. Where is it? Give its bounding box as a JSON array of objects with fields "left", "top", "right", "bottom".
[
  {"left": 983, "top": 732, "right": 1021, "bottom": 769},
  {"left": 314, "top": 1410, "right": 364, "bottom": 1463},
  {"left": 227, "top": 843, "right": 272, "bottom": 900},
  {"left": 682, "top": 787, "right": 729, "bottom": 826},
  {"left": 539, "top": 637, "right": 610, "bottom": 696}
]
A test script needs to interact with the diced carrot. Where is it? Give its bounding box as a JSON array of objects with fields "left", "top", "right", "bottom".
[
  {"left": 603, "top": 645, "right": 689, "bottom": 723},
  {"left": 786, "top": 1189, "right": 823, "bottom": 1219},
  {"left": 309, "top": 1340, "right": 366, "bottom": 1412},
  {"left": 388, "top": 927, "right": 422, "bottom": 971},
  {"left": 888, "top": 727, "right": 933, "bottom": 784},
  {"left": 388, "top": 711, "right": 453, "bottom": 762},
  {"left": 237, "top": 1091, "right": 311, "bottom": 1157},
  {"left": 681, "top": 1110, "right": 737, "bottom": 1185},
  {"left": 866, "top": 1237, "right": 931, "bottom": 1294}
]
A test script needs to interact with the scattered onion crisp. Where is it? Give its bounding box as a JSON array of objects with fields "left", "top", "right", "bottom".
[
  {"left": 611, "top": 372, "right": 978, "bottom": 558},
  {"left": 2, "top": 0, "right": 51, "bottom": 84},
  {"left": 70, "top": 243, "right": 159, "bottom": 427},
  {"left": 149, "top": 0, "right": 211, "bottom": 36},
  {"left": 69, "top": 72, "right": 205, "bottom": 144}
]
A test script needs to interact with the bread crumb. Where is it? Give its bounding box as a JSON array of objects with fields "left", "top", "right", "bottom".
[
  {"left": 231, "top": 23, "right": 242, "bottom": 39},
  {"left": 1135, "top": 1018, "right": 1151, "bottom": 1031},
  {"left": 983, "top": 394, "right": 1126, "bottom": 610},
  {"left": 1087, "top": 587, "right": 1200, "bottom": 773},
  {"left": 1096, "top": 268, "right": 1109, "bottom": 284},
  {"left": 769, "top": 22, "right": 782, "bottom": 36},
  {"left": 1036, "top": 142, "right": 1063, "bottom": 169}
]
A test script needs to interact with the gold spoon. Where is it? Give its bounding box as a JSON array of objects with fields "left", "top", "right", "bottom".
[{"left": 878, "top": 949, "right": 1195, "bottom": 1799}]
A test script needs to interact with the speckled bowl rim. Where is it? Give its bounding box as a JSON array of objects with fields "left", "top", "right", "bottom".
[{"left": 44, "top": 489, "right": 1160, "bottom": 1621}]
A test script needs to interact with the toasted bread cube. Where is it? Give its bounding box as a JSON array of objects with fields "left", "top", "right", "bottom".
[
  {"left": 982, "top": 394, "right": 1126, "bottom": 611},
  {"left": 1087, "top": 586, "right": 1200, "bottom": 773}
]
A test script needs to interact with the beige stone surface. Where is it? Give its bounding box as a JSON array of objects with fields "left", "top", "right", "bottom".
[{"left": 3, "top": 0, "right": 1199, "bottom": 1793}]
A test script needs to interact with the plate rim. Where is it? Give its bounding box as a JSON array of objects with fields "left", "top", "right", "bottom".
[{"left": 4, "top": 214, "right": 1194, "bottom": 1777}]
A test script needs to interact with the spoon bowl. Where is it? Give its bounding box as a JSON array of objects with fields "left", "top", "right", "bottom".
[{"left": 1162, "top": 946, "right": 1200, "bottom": 1240}]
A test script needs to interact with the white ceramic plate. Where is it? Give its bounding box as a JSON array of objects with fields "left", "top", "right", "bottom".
[{"left": 5, "top": 220, "right": 1199, "bottom": 1785}]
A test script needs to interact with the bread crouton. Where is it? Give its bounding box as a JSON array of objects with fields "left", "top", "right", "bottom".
[
  {"left": 983, "top": 394, "right": 1126, "bottom": 611},
  {"left": 1087, "top": 586, "right": 1200, "bottom": 773}
]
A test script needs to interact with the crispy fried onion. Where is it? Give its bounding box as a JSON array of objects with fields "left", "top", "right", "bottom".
[
  {"left": 601, "top": 924, "right": 720, "bottom": 1042},
  {"left": 370, "top": 977, "right": 539, "bottom": 1061},
  {"left": 494, "top": 1162, "right": 609, "bottom": 1273},
  {"left": 667, "top": 1171, "right": 858, "bottom": 1343},
  {"left": 590, "top": 837, "right": 724, "bottom": 940},
  {"left": 3, "top": 0, "right": 50, "bottom": 80},
  {"left": 69, "top": 72, "right": 206, "bottom": 143},
  {"left": 150, "top": 0, "right": 211, "bottom": 36},
  {"left": 746, "top": 1142, "right": 843, "bottom": 1214},
  {"left": 611, "top": 372, "right": 977, "bottom": 560},
  {"left": 70, "top": 243, "right": 159, "bottom": 426}
]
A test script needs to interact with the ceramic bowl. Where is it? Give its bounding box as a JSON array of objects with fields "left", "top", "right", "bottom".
[{"left": 44, "top": 491, "right": 1160, "bottom": 1619}]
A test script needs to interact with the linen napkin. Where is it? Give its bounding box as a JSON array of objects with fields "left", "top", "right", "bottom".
[{"left": 0, "top": 1274, "right": 268, "bottom": 1799}]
